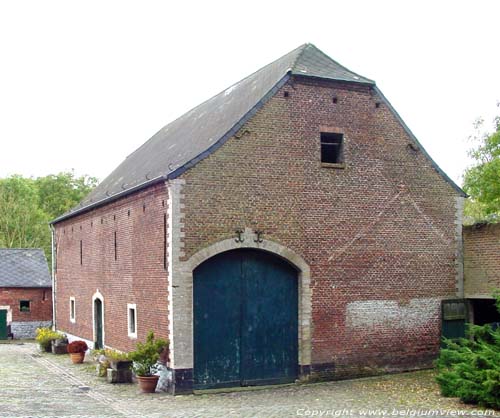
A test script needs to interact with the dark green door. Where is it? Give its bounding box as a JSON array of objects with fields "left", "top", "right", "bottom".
[
  {"left": 441, "top": 299, "right": 467, "bottom": 343},
  {"left": 194, "top": 249, "right": 298, "bottom": 389},
  {"left": 0, "top": 310, "right": 7, "bottom": 340},
  {"left": 94, "top": 299, "right": 103, "bottom": 349}
]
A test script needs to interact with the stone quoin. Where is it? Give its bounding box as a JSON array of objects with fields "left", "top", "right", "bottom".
[{"left": 51, "top": 44, "right": 466, "bottom": 394}]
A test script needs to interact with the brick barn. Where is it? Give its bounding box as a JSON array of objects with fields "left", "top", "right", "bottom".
[
  {"left": 51, "top": 44, "right": 466, "bottom": 394},
  {"left": 0, "top": 249, "right": 52, "bottom": 339}
]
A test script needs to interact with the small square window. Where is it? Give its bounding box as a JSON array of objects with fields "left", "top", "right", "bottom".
[
  {"left": 127, "top": 304, "right": 137, "bottom": 338},
  {"left": 321, "top": 132, "right": 344, "bottom": 164},
  {"left": 70, "top": 297, "right": 76, "bottom": 323},
  {"left": 20, "top": 300, "right": 30, "bottom": 312}
]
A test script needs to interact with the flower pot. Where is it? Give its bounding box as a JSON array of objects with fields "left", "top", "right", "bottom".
[
  {"left": 70, "top": 352, "right": 85, "bottom": 364},
  {"left": 51, "top": 340, "right": 68, "bottom": 355},
  {"left": 39, "top": 343, "right": 52, "bottom": 353},
  {"left": 110, "top": 360, "right": 133, "bottom": 371},
  {"left": 136, "top": 375, "right": 159, "bottom": 393}
]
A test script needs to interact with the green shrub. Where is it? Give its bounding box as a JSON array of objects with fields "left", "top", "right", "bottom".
[
  {"left": 129, "top": 331, "right": 168, "bottom": 377},
  {"left": 436, "top": 292, "right": 500, "bottom": 409}
]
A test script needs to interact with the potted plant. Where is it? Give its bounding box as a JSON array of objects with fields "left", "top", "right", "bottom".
[
  {"left": 35, "top": 327, "right": 65, "bottom": 352},
  {"left": 91, "top": 349, "right": 109, "bottom": 377},
  {"left": 51, "top": 335, "right": 69, "bottom": 354},
  {"left": 104, "top": 349, "right": 132, "bottom": 371},
  {"left": 102, "top": 349, "right": 133, "bottom": 383},
  {"left": 67, "top": 340, "right": 88, "bottom": 364},
  {"left": 129, "top": 331, "right": 168, "bottom": 393}
]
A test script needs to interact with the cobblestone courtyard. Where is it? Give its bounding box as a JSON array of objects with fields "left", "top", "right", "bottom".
[{"left": 0, "top": 343, "right": 497, "bottom": 418}]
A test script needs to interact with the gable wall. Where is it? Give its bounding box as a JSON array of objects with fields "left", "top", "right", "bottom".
[
  {"left": 0, "top": 287, "right": 52, "bottom": 322},
  {"left": 178, "top": 76, "right": 463, "bottom": 377},
  {"left": 0, "top": 287, "right": 52, "bottom": 338},
  {"left": 463, "top": 223, "right": 500, "bottom": 298},
  {"left": 53, "top": 183, "right": 169, "bottom": 351}
]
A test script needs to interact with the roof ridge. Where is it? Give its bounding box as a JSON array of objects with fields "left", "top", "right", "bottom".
[
  {"left": 294, "top": 43, "right": 375, "bottom": 84},
  {"left": 290, "top": 43, "right": 309, "bottom": 72}
]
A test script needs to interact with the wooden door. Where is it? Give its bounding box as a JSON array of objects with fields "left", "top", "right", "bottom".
[
  {"left": 94, "top": 299, "right": 103, "bottom": 349},
  {"left": 0, "top": 310, "right": 7, "bottom": 340},
  {"left": 193, "top": 249, "right": 298, "bottom": 389}
]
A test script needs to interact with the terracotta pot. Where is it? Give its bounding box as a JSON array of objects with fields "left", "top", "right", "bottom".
[
  {"left": 69, "top": 352, "right": 85, "bottom": 364},
  {"left": 136, "top": 375, "right": 159, "bottom": 393}
]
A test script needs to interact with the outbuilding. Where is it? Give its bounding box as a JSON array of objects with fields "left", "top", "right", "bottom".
[
  {"left": 51, "top": 44, "right": 466, "bottom": 394},
  {"left": 0, "top": 248, "right": 52, "bottom": 339}
]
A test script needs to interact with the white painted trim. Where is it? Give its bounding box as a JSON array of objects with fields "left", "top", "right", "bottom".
[
  {"left": 69, "top": 297, "right": 76, "bottom": 323},
  {"left": 127, "top": 303, "right": 137, "bottom": 339},
  {"left": 0, "top": 305, "right": 12, "bottom": 323},
  {"left": 57, "top": 330, "right": 94, "bottom": 350},
  {"left": 170, "top": 227, "right": 312, "bottom": 370},
  {"left": 92, "top": 290, "right": 105, "bottom": 347}
]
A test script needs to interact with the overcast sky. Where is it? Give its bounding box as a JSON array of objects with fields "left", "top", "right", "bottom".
[{"left": 1, "top": 0, "right": 499, "bottom": 186}]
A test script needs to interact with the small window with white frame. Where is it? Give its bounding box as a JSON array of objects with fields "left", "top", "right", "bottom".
[
  {"left": 70, "top": 297, "right": 76, "bottom": 323},
  {"left": 127, "top": 303, "right": 137, "bottom": 338}
]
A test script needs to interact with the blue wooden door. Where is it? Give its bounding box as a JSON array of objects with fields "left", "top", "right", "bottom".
[
  {"left": 193, "top": 249, "right": 298, "bottom": 389},
  {"left": 194, "top": 251, "right": 242, "bottom": 387}
]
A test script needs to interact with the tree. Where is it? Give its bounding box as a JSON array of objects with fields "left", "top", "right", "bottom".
[
  {"left": 35, "top": 172, "right": 98, "bottom": 220},
  {"left": 0, "top": 176, "right": 49, "bottom": 250},
  {"left": 463, "top": 108, "right": 500, "bottom": 223},
  {"left": 0, "top": 171, "right": 97, "bottom": 260}
]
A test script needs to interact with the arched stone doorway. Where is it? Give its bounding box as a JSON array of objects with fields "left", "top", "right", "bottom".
[
  {"left": 167, "top": 229, "right": 312, "bottom": 394},
  {"left": 193, "top": 249, "right": 298, "bottom": 389}
]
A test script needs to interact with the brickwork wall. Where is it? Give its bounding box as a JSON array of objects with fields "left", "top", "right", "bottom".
[
  {"left": 53, "top": 183, "right": 169, "bottom": 351},
  {"left": 178, "top": 76, "right": 461, "bottom": 377},
  {"left": 463, "top": 223, "right": 500, "bottom": 298},
  {"left": 54, "top": 75, "right": 461, "bottom": 380},
  {"left": 0, "top": 287, "right": 52, "bottom": 323}
]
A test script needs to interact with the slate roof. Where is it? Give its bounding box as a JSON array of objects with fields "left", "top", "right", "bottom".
[
  {"left": 52, "top": 43, "right": 466, "bottom": 224},
  {"left": 0, "top": 249, "right": 51, "bottom": 288}
]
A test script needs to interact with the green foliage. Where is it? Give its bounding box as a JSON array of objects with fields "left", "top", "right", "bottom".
[
  {"left": 101, "top": 348, "right": 130, "bottom": 361},
  {"left": 35, "top": 327, "right": 65, "bottom": 350},
  {"left": 463, "top": 110, "right": 500, "bottom": 223},
  {"left": 435, "top": 292, "right": 500, "bottom": 409},
  {"left": 0, "top": 176, "right": 48, "bottom": 250},
  {"left": 0, "top": 171, "right": 97, "bottom": 260},
  {"left": 129, "top": 331, "right": 168, "bottom": 377},
  {"left": 35, "top": 172, "right": 98, "bottom": 220}
]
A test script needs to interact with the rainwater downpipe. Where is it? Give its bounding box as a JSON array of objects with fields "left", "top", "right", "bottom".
[{"left": 50, "top": 224, "right": 56, "bottom": 331}]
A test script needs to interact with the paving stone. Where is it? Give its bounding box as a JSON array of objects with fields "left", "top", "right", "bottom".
[{"left": 0, "top": 343, "right": 497, "bottom": 418}]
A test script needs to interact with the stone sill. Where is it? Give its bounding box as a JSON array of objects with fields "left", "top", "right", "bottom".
[{"left": 321, "top": 162, "right": 346, "bottom": 169}]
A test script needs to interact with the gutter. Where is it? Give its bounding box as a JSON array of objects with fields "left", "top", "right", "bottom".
[{"left": 50, "top": 176, "right": 165, "bottom": 225}]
